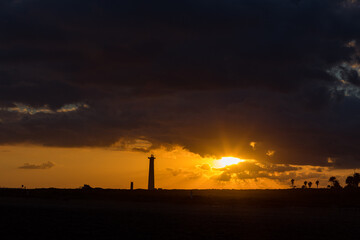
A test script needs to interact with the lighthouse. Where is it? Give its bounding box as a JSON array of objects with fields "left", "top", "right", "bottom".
[{"left": 148, "top": 154, "right": 155, "bottom": 190}]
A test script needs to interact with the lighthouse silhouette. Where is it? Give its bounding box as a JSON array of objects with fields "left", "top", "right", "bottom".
[{"left": 148, "top": 154, "right": 155, "bottom": 190}]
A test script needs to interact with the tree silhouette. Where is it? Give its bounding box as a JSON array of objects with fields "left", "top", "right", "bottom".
[
  {"left": 308, "top": 181, "right": 312, "bottom": 188},
  {"left": 303, "top": 181, "right": 308, "bottom": 188},
  {"left": 345, "top": 173, "right": 360, "bottom": 189},
  {"left": 291, "top": 179, "right": 295, "bottom": 188},
  {"left": 316, "top": 180, "right": 319, "bottom": 188},
  {"left": 353, "top": 173, "right": 360, "bottom": 187},
  {"left": 346, "top": 176, "right": 354, "bottom": 188},
  {"left": 329, "top": 176, "right": 341, "bottom": 189}
]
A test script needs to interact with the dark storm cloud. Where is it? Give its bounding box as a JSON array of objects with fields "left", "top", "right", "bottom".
[
  {"left": 1, "top": 0, "right": 360, "bottom": 168},
  {"left": 1, "top": 0, "right": 359, "bottom": 93},
  {"left": 18, "top": 161, "right": 55, "bottom": 170}
]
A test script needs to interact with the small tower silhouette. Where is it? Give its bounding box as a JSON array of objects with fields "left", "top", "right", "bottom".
[{"left": 148, "top": 154, "right": 155, "bottom": 190}]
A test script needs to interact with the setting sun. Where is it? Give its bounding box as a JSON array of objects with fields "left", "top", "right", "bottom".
[{"left": 214, "top": 157, "right": 245, "bottom": 168}]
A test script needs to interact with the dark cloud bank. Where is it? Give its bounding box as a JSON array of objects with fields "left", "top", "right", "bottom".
[{"left": 1, "top": 0, "right": 360, "bottom": 168}]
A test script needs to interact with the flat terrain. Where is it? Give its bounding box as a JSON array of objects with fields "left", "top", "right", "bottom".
[{"left": 1, "top": 189, "right": 360, "bottom": 239}]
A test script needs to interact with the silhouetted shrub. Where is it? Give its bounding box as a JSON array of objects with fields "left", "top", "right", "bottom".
[{"left": 81, "top": 184, "right": 93, "bottom": 190}]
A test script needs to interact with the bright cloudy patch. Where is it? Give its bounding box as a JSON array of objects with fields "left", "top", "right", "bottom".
[
  {"left": 266, "top": 150, "right": 276, "bottom": 157},
  {"left": 250, "top": 142, "right": 256, "bottom": 150},
  {"left": 7, "top": 103, "right": 53, "bottom": 115},
  {"left": 5, "top": 103, "right": 88, "bottom": 115},
  {"left": 214, "top": 160, "right": 300, "bottom": 182},
  {"left": 56, "top": 103, "right": 89, "bottom": 113}
]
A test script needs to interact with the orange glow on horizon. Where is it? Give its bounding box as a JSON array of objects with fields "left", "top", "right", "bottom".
[{"left": 0, "top": 144, "right": 354, "bottom": 190}]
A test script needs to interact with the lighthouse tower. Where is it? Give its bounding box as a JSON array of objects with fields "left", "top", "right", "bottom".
[{"left": 148, "top": 154, "right": 155, "bottom": 190}]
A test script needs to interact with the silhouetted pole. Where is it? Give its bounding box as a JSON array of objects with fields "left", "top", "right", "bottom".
[
  {"left": 148, "top": 154, "right": 155, "bottom": 190},
  {"left": 130, "top": 182, "right": 134, "bottom": 190}
]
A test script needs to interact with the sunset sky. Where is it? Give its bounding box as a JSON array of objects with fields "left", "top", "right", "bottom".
[{"left": 1, "top": 0, "right": 360, "bottom": 189}]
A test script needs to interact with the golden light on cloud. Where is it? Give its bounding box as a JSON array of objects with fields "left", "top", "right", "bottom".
[
  {"left": 214, "top": 157, "right": 245, "bottom": 168},
  {"left": 250, "top": 141, "right": 256, "bottom": 150},
  {"left": 327, "top": 157, "right": 335, "bottom": 163},
  {"left": 266, "top": 150, "right": 275, "bottom": 157}
]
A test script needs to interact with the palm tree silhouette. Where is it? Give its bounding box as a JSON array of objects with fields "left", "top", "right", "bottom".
[
  {"left": 291, "top": 179, "right": 295, "bottom": 188},
  {"left": 303, "top": 181, "right": 308, "bottom": 188},
  {"left": 316, "top": 180, "right": 319, "bottom": 188},
  {"left": 308, "top": 181, "right": 312, "bottom": 188}
]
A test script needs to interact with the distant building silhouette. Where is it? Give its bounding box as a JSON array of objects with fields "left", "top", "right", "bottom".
[
  {"left": 148, "top": 154, "right": 155, "bottom": 190},
  {"left": 130, "top": 182, "right": 134, "bottom": 190}
]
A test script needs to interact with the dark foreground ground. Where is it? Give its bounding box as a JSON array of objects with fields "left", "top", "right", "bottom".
[{"left": 1, "top": 189, "right": 360, "bottom": 240}]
